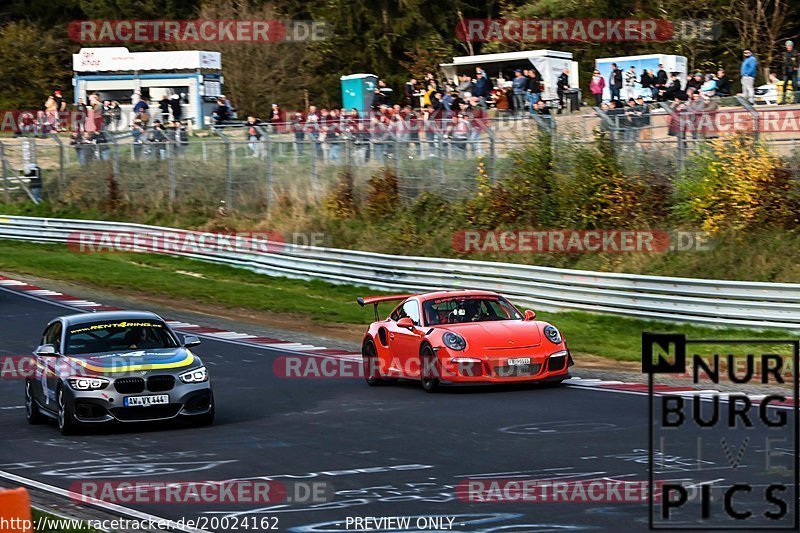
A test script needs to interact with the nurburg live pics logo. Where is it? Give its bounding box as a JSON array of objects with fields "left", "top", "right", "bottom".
[{"left": 643, "top": 332, "right": 799, "bottom": 529}]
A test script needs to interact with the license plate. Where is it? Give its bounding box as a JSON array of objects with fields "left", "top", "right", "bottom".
[
  {"left": 507, "top": 357, "right": 531, "bottom": 366},
  {"left": 124, "top": 394, "right": 169, "bottom": 407}
]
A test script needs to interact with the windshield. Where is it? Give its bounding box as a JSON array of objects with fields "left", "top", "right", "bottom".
[
  {"left": 422, "top": 296, "right": 522, "bottom": 325},
  {"left": 64, "top": 320, "right": 179, "bottom": 355}
]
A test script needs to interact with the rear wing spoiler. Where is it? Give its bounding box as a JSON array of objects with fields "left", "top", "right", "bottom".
[{"left": 357, "top": 294, "right": 416, "bottom": 321}]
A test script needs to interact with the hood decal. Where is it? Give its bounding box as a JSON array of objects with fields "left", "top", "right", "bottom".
[{"left": 66, "top": 349, "right": 195, "bottom": 374}]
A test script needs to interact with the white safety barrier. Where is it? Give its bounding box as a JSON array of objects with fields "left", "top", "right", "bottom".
[{"left": 1, "top": 215, "right": 799, "bottom": 329}]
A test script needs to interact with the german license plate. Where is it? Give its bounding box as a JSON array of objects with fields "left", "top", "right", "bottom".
[
  {"left": 507, "top": 357, "right": 531, "bottom": 366},
  {"left": 124, "top": 394, "right": 169, "bottom": 407}
]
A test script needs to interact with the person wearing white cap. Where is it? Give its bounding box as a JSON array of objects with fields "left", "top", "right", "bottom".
[{"left": 782, "top": 40, "right": 798, "bottom": 104}]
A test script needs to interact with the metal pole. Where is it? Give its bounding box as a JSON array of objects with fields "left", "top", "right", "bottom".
[
  {"left": 310, "top": 142, "right": 318, "bottom": 199},
  {"left": 438, "top": 134, "right": 445, "bottom": 188},
  {"left": 167, "top": 141, "right": 176, "bottom": 202},
  {"left": 0, "top": 143, "right": 8, "bottom": 203},
  {"left": 225, "top": 141, "right": 233, "bottom": 209},
  {"left": 265, "top": 135, "right": 273, "bottom": 215}
]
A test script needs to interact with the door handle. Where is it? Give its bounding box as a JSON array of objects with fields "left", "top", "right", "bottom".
[{"left": 389, "top": 333, "right": 395, "bottom": 340}]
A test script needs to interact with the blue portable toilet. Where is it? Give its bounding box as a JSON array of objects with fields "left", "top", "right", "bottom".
[{"left": 341, "top": 73, "right": 378, "bottom": 113}]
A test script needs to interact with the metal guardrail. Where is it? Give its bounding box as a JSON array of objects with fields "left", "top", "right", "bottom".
[{"left": 1, "top": 215, "right": 799, "bottom": 330}]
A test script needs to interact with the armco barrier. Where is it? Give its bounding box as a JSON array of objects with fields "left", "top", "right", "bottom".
[
  {"left": 0, "top": 487, "right": 33, "bottom": 532},
  {"left": 1, "top": 215, "right": 800, "bottom": 329}
]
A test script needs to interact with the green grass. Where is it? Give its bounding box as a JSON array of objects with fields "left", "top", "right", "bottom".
[{"left": 1, "top": 239, "right": 795, "bottom": 362}]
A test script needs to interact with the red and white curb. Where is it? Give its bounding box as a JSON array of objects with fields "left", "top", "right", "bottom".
[
  {"left": 0, "top": 274, "right": 362, "bottom": 361},
  {"left": 0, "top": 274, "right": 795, "bottom": 406}
]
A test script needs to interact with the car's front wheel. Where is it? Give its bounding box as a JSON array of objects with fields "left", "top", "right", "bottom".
[
  {"left": 57, "top": 386, "right": 78, "bottom": 435},
  {"left": 25, "top": 381, "right": 44, "bottom": 425},
  {"left": 420, "top": 346, "right": 440, "bottom": 393},
  {"left": 192, "top": 395, "right": 215, "bottom": 427}
]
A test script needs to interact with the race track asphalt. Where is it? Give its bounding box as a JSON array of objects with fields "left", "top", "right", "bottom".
[{"left": 0, "top": 287, "right": 796, "bottom": 532}]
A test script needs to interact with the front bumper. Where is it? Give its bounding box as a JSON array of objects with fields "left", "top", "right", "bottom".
[
  {"left": 437, "top": 350, "right": 572, "bottom": 384},
  {"left": 64, "top": 380, "right": 213, "bottom": 424}
]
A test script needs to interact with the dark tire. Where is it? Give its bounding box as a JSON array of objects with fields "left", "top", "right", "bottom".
[
  {"left": 420, "top": 346, "right": 440, "bottom": 393},
  {"left": 192, "top": 400, "right": 215, "bottom": 427},
  {"left": 57, "top": 386, "right": 78, "bottom": 436},
  {"left": 362, "top": 339, "right": 386, "bottom": 386},
  {"left": 25, "top": 380, "right": 44, "bottom": 425}
]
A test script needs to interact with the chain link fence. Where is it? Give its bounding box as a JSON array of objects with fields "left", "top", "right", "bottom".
[{"left": 2, "top": 109, "right": 800, "bottom": 213}]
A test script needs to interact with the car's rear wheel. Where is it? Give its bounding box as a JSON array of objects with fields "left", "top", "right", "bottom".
[
  {"left": 420, "top": 346, "right": 440, "bottom": 393},
  {"left": 25, "top": 381, "right": 44, "bottom": 425},
  {"left": 362, "top": 339, "right": 386, "bottom": 386}
]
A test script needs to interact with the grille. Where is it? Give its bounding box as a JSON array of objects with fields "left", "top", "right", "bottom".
[
  {"left": 110, "top": 404, "right": 182, "bottom": 421},
  {"left": 147, "top": 375, "right": 176, "bottom": 392},
  {"left": 457, "top": 362, "right": 485, "bottom": 377},
  {"left": 493, "top": 363, "right": 542, "bottom": 377},
  {"left": 114, "top": 377, "right": 145, "bottom": 394},
  {"left": 548, "top": 355, "right": 567, "bottom": 372}
]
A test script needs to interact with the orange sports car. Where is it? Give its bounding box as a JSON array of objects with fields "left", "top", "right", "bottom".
[{"left": 357, "top": 290, "right": 573, "bottom": 392}]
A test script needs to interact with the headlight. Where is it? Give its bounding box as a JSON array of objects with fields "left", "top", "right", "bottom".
[
  {"left": 544, "top": 325, "right": 562, "bottom": 344},
  {"left": 179, "top": 366, "right": 208, "bottom": 383},
  {"left": 67, "top": 377, "right": 108, "bottom": 391},
  {"left": 442, "top": 332, "right": 467, "bottom": 351}
]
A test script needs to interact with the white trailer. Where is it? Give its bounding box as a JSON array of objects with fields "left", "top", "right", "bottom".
[
  {"left": 441, "top": 49, "right": 579, "bottom": 101},
  {"left": 595, "top": 54, "right": 687, "bottom": 102}
]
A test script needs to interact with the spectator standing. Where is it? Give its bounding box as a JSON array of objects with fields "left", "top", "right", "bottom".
[
  {"left": 654, "top": 65, "right": 668, "bottom": 101},
  {"left": 44, "top": 95, "right": 58, "bottom": 131},
  {"left": 404, "top": 78, "right": 418, "bottom": 107},
  {"left": 133, "top": 96, "right": 150, "bottom": 126},
  {"left": 782, "top": 41, "right": 798, "bottom": 104},
  {"left": 609, "top": 63, "right": 622, "bottom": 101},
  {"left": 640, "top": 69, "right": 653, "bottom": 98},
  {"left": 131, "top": 118, "right": 145, "bottom": 160},
  {"left": 245, "top": 116, "right": 263, "bottom": 157},
  {"left": 159, "top": 95, "right": 170, "bottom": 123},
  {"left": 740, "top": 49, "right": 758, "bottom": 104},
  {"left": 589, "top": 69, "right": 605, "bottom": 106},
  {"left": 102, "top": 100, "right": 113, "bottom": 130},
  {"left": 110, "top": 101, "right": 122, "bottom": 131},
  {"left": 512, "top": 69, "right": 527, "bottom": 116},
  {"left": 624, "top": 66, "right": 637, "bottom": 100},
  {"left": 53, "top": 90, "right": 66, "bottom": 131},
  {"left": 291, "top": 112, "right": 305, "bottom": 155},
  {"left": 472, "top": 70, "right": 490, "bottom": 109},
  {"left": 526, "top": 68, "right": 542, "bottom": 114},
  {"left": 170, "top": 94, "right": 183, "bottom": 122},
  {"left": 269, "top": 104, "right": 282, "bottom": 133},
  {"left": 556, "top": 68, "right": 570, "bottom": 113}
]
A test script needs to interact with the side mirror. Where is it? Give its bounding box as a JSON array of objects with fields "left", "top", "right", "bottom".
[
  {"left": 396, "top": 317, "right": 415, "bottom": 329},
  {"left": 524, "top": 310, "right": 536, "bottom": 321},
  {"left": 183, "top": 335, "right": 201, "bottom": 348},
  {"left": 35, "top": 344, "right": 58, "bottom": 357}
]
